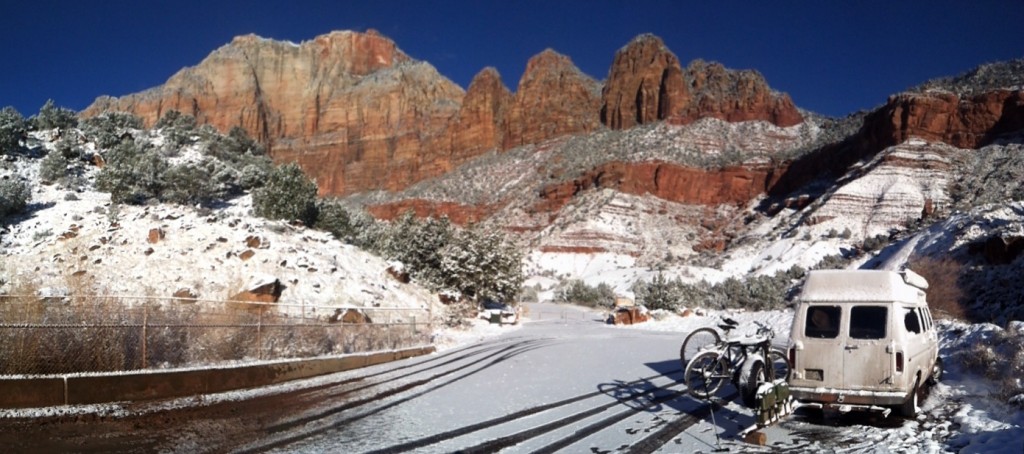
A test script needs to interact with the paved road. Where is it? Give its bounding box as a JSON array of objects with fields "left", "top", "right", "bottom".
[
  {"left": 239, "top": 302, "right": 776, "bottom": 453},
  {"left": 0, "top": 303, "right": 852, "bottom": 453}
]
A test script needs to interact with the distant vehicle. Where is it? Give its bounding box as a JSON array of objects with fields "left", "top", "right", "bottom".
[
  {"left": 787, "top": 269, "right": 942, "bottom": 417},
  {"left": 480, "top": 299, "right": 519, "bottom": 324}
]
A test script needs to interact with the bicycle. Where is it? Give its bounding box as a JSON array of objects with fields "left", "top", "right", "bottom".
[
  {"left": 678, "top": 316, "right": 740, "bottom": 367},
  {"left": 683, "top": 320, "right": 791, "bottom": 407}
]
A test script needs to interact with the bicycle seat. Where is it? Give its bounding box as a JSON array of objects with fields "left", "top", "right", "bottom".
[{"left": 718, "top": 317, "right": 740, "bottom": 332}]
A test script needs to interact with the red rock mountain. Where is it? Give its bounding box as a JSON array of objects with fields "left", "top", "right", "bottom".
[
  {"left": 770, "top": 87, "right": 1024, "bottom": 197},
  {"left": 84, "top": 30, "right": 804, "bottom": 197},
  {"left": 600, "top": 34, "right": 802, "bottom": 130}
]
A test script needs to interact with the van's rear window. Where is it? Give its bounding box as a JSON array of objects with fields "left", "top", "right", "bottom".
[
  {"left": 850, "top": 306, "right": 887, "bottom": 339},
  {"left": 805, "top": 306, "right": 840, "bottom": 338}
]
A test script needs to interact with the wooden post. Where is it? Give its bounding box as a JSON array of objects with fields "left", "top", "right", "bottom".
[
  {"left": 257, "top": 311, "right": 263, "bottom": 360},
  {"left": 141, "top": 306, "right": 148, "bottom": 370}
]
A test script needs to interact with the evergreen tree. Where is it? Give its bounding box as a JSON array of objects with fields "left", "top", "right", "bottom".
[
  {"left": 437, "top": 226, "right": 523, "bottom": 303},
  {"left": 632, "top": 273, "right": 685, "bottom": 310},
  {"left": 0, "top": 178, "right": 31, "bottom": 218},
  {"left": 252, "top": 163, "right": 318, "bottom": 225},
  {"left": 0, "top": 106, "right": 27, "bottom": 155},
  {"left": 31, "top": 99, "right": 78, "bottom": 131}
]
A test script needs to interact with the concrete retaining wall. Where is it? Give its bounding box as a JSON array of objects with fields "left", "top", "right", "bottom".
[{"left": 0, "top": 346, "right": 434, "bottom": 408}]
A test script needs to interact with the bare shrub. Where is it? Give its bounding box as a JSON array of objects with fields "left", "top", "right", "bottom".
[{"left": 909, "top": 255, "right": 967, "bottom": 320}]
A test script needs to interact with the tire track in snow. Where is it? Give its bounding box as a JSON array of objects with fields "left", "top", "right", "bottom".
[
  {"left": 622, "top": 392, "right": 737, "bottom": 454},
  {"left": 364, "top": 371, "right": 685, "bottom": 454},
  {"left": 237, "top": 338, "right": 554, "bottom": 453},
  {"left": 452, "top": 380, "right": 700, "bottom": 454}
]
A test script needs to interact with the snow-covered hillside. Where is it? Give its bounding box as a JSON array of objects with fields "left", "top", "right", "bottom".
[{"left": 0, "top": 130, "right": 437, "bottom": 317}]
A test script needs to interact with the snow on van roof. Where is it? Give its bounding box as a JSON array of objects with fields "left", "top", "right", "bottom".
[{"left": 798, "top": 269, "right": 928, "bottom": 303}]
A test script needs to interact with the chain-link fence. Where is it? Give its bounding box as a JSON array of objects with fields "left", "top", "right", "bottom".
[{"left": 0, "top": 295, "right": 432, "bottom": 376}]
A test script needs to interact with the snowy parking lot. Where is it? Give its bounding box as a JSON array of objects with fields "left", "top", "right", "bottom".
[{"left": 0, "top": 303, "right": 1020, "bottom": 453}]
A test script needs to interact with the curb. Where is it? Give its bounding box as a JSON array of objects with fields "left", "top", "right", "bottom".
[{"left": 0, "top": 346, "right": 435, "bottom": 408}]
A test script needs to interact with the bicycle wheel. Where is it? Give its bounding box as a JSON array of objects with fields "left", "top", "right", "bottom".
[
  {"left": 680, "top": 327, "right": 720, "bottom": 368},
  {"left": 768, "top": 348, "right": 791, "bottom": 381},
  {"left": 685, "top": 350, "right": 730, "bottom": 399}
]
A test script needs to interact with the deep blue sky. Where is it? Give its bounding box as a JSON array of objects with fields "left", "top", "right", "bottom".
[{"left": 2, "top": 1, "right": 1021, "bottom": 118}]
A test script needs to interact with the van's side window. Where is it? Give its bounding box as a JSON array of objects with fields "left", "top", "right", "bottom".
[
  {"left": 918, "top": 308, "right": 931, "bottom": 332},
  {"left": 805, "top": 306, "right": 841, "bottom": 338},
  {"left": 850, "top": 306, "right": 887, "bottom": 339},
  {"left": 904, "top": 308, "right": 922, "bottom": 334}
]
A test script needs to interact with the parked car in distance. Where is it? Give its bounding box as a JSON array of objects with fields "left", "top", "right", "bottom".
[{"left": 787, "top": 269, "right": 942, "bottom": 417}]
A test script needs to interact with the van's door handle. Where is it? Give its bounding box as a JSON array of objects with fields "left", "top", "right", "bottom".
[{"left": 845, "top": 345, "right": 859, "bottom": 350}]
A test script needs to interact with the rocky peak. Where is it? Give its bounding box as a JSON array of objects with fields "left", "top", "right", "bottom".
[
  {"left": 448, "top": 67, "right": 513, "bottom": 159},
  {"left": 601, "top": 34, "right": 688, "bottom": 129},
  {"left": 679, "top": 59, "right": 803, "bottom": 127},
  {"left": 502, "top": 49, "right": 602, "bottom": 149},
  {"left": 306, "top": 29, "right": 410, "bottom": 75},
  {"left": 601, "top": 34, "right": 802, "bottom": 130},
  {"left": 914, "top": 59, "right": 1024, "bottom": 96}
]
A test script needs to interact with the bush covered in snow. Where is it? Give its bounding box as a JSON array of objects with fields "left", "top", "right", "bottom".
[
  {"left": 252, "top": 162, "right": 319, "bottom": 225},
  {"left": 556, "top": 279, "right": 615, "bottom": 308},
  {"left": 86, "top": 116, "right": 274, "bottom": 207},
  {"left": 0, "top": 106, "right": 28, "bottom": 155},
  {"left": 663, "top": 266, "right": 805, "bottom": 311},
  {"left": 0, "top": 177, "right": 31, "bottom": 218},
  {"left": 30, "top": 99, "right": 78, "bottom": 131},
  {"left": 80, "top": 112, "right": 143, "bottom": 149},
  {"left": 632, "top": 273, "right": 688, "bottom": 311},
  {"left": 950, "top": 142, "right": 1024, "bottom": 209},
  {"left": 945, "top": 321, "right": 1024, "bottom": 406}
]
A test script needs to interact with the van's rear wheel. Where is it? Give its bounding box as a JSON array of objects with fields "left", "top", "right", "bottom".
[
  {"left": 928, "top": 357, "right": 943, "bottom": 385},
  {"left": 900, "top": 377, "right": 920, "bottom": 418}
]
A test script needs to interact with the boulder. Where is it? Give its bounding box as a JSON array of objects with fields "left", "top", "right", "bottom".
[
  {"left": 230, "top": 274, "right": 283, "bottom": 303},
  {"left": 607, "top": 307, "right": 650, "bottom": 325},
  {"left": 147, "top": 228, "right": 164, "bottom": 244}
]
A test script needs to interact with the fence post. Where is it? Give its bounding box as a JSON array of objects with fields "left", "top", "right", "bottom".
[
  {"left": 257, "top": 310, "right": 263, "bottom": 360},
  {"left": 141, "top": 305, "right": 148, "bottom": 369},
  {"left": 387, "top": 311, "right": 393, "bottom": 349}
]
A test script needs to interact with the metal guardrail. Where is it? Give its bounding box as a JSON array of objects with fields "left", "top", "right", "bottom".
[{"left": 0, "top": 294, "right": 432, "bottom": 376}]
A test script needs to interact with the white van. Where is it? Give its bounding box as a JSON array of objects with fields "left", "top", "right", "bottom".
[{"left": 787, "top": 269, "right": 942, "bottom": 417}]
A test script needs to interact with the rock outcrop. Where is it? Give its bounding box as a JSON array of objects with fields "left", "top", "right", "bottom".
[
  {"left": 601, "top": 34, "right": 802, "bottom": 130},
  {"left": 864, "top": 90, "right": 1024, "bottom": 150},
  {"left": 366, "top": 199, "right": 498, "bottom": 225},
  {"left": 85, "top": 31, "right": 805, "bottom": 199},
  {"left": 85, "top": 30, "right": 465, "bottom": 196},
  {"left": 446, "top": 67, "right": 513, "bottom": 168},
  {"left": 500, "top": 49, "right": 602, "bottom": 149},
  {"left": 677, "top": 59, "right": 803, "bottom": 127},
  {"left": 600, "top": 34, "right": 689, "bottom": 129},
  {"left": 770, "top": 88, "right": 1024, "bottom": 198},
  {"left": 533, "top": 160, "right": 782, "bottom": 214}
]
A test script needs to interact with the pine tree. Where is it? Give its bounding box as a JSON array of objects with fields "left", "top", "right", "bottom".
[
  {"left": 31, "top": 99, "right": 78, "bottom": 131},
  {"left": 0, "top": 106, "right": 27, "bottom": 155},
  {"left": 252, "top": 163, "right": 318, "bottom": 225}
]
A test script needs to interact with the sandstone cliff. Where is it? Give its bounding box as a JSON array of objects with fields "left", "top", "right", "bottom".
[
  {"left": 86, "top": 31, "right": 808, "bottom": 198},
  {"left": 502, "top": 50, "right": 602, "bottom": 149},
  {"left": 600, "top": 34, "right": 802, "bottom": 130},
  {"left": 770, "top": 88, "right": 1024, "bottom": 198}
]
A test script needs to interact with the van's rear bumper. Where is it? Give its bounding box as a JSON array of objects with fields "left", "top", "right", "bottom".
[{"left": 790, "top": 386, "right": 907, "bottom": 406}]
